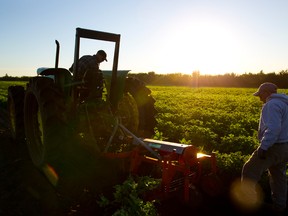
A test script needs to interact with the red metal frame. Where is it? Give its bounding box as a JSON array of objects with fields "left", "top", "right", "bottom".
[{"left": 103, "top": 141, "right": 218, "bottom": 203}]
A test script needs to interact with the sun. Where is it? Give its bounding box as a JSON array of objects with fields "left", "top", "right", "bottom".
[{"left": 152, "top": 16, "right": 244, "bottom": 75}]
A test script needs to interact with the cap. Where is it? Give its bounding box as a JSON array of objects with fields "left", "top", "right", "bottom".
[
  {"left": 253, "top": 82, "right": 277, "bottom": 96},
  {"left": 97, "top": 50, "right": 107, "bottom": 61}
]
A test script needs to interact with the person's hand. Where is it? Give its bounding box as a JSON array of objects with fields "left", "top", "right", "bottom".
[{"left": 257, "top": 148, "right": 267, "bottom": 160}]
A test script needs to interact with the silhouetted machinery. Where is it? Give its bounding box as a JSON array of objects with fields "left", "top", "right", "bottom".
[{"left": 7, "top": 27, "right": 221, "bottom": 207}]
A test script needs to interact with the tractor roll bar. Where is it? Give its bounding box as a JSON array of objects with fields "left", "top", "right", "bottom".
[
  {"left": 76, "top": 28, "right": 121, "bottom": 42},
  {"left": 73, "top": 27, "right": 121, "bottom": 110}
]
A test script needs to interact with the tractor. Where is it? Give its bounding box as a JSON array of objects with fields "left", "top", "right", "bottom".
[{"left": 7, "top": 28, "right": 221, "bottom": 210}]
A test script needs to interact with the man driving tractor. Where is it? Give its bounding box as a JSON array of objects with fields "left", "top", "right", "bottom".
[{"left": 69, "top": 50, "right": 107, "bottom": 100}]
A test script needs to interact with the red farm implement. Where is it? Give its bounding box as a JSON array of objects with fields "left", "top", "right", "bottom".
[{"left": 104, "top": 136, "right": 222, "bottom": 205}]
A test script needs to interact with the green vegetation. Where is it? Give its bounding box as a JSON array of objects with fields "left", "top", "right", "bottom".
[
  {"left": 1, "top": 81, "right": 283, "bottom": 189},
  {"left": 0, "top": 81, "right": 26, "bottom": 109},
  {"left": 1, "top": 81, "right": 283, "bottom": 175},
  {"left": 1, "top": 81, "right": 284, "bottom": 211},
  {"left": 151, "top": 86, "right": 261, "bottom": 154},
  {"left": 2, "top": 70, "right": 288, "bottom": 88},
  {"left": 149, "top": 85, "right": 288, "bottom": 177},
  {"left": 98, "top": 176, "right": 160, "bottom": 216}
]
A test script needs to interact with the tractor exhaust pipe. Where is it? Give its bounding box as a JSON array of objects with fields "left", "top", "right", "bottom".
[{"left": 55, "top": 40, "right": 60, "bottom": 68}]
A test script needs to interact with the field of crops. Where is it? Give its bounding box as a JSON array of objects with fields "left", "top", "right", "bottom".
[
  {"left": 150, "top": 86, "right": 261, "bottom": 153},
  {"left": 0, "top": 81, "right": 26, "bottom": 109},
  {"left": 2, "top": 81, "right": 287, "bottom": 174}
]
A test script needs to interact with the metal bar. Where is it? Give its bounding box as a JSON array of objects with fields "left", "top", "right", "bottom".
[
  {"left": 119, "top": 124, "right": 162, "bottom": 160},
  {"left": 73, "top": 30, "right": 80, "bottom": 79},
  {"left": 104, "top": 118, "right": 119, "bottom": 152},
  {"left": 110, "top": 37, "right": 120, "bottom": 111},
  {"left": 76, "top": 27, "right": 120, "bottom": 42}
]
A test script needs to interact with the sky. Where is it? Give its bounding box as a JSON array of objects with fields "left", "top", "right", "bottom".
[{"left": 1, "top": 0, "right": 288, "bottom": 77}]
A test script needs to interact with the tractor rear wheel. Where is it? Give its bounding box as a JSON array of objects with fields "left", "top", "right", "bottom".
[
  {"left": 8, "top": 85, "right": 25, "bottom": 141},
  {"left": 120, "top": 77, "right": 157, "bottom": 137},
  {"left": 24, "top": 77, "right": 66, "bottom": 175},
  {"left": 23, "top": 77, "right": 120, "bottom": 200}
]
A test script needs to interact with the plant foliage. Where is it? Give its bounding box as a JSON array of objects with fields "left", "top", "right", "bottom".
[{"left": 98, "top": 175, "right": 160, "bottom": 216}]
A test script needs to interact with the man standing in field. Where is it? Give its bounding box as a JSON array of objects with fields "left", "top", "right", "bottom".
[{"left": 241, "top": 82, "right": 288, "bottom": 214}]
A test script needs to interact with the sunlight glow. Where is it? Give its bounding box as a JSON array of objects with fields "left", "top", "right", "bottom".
[
  {"left": 196, "top": 153, "right": 211, "bottom": 158},
  {"left": 153, "top": 16, "right": 244, "bottom": 75}
]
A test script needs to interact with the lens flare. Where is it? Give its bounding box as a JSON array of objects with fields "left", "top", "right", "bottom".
[
  {"left": 42, "top": 164, "right": 59, "bottom": 187},
  {"left": 230, "top": 178, "right": 264, "bottom": 213}
]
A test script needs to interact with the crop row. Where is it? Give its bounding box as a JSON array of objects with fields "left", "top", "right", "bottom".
[
  {"left": 148, "top": 86, "right": 288, "bottom": 175},
  {"left": 0, "top": 82, "right": 263, "bottom": 156},
  {"left": 150, "top": 86, "right": 262, "bottom": 154},
  {"left": 1, "top": 81, "right": 286, "bottom": 176}
]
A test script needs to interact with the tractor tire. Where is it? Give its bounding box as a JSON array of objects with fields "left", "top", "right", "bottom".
[
  {"left": 23, "top": 77, "right": 118, "bottom": 200},
  {"left": 7, "top": 85, "right": 25, "bottom": 141},
  {"left": 24, "top": 77, "right": 67, "bottom": 172},
  {"left": 122, "top": 77, "right": 157, "bottom": 137}
]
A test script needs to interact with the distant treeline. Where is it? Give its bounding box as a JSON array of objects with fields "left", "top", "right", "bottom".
[
  {"left": 0, "top": 75, "right": 31, "bottom": 82},
  {"left": 128, "top": 70, "right": 288, "bottom": 88},
  {"left": 2, "top": 70, "right": 288, "bottom": 88}
]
